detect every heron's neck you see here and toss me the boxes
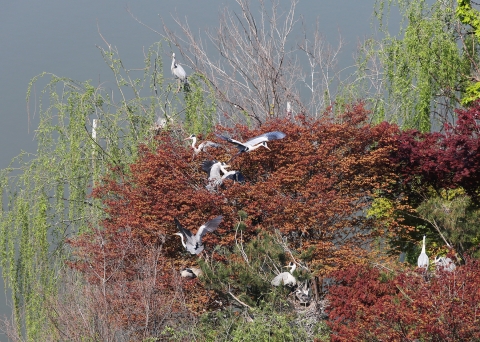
[191,136,197,149]
[289,264,296,274]
[248,143,265,152]
[176,234,186,248]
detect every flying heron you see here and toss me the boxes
[271,262,297,287]
[173,216,223,255]
[215,131,286,160]
[417,235,429,269]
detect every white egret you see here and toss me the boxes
[180,267,203,278]
[417,235,429,269]
[434,256,456,272]
[174,216,223,255]
[185,134,221,157]
[271,262,297,287]
[215,131,286,156]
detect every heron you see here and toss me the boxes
[185,134,221,157]
[174,216,223,255]
[417,235,429,269]
[295,281,312,304]
[218,162,245,184]
[171,53,188,90]
[434,256,456,272]
[180,267,203,278]
[214,131,286,159]
[271,262,297,287]
[202,160,244,191]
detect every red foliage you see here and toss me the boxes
[326,260,480,341]
[390,102,480,203]
[68,103,401,327]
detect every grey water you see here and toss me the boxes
[0,1,396,339]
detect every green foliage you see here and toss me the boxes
[184,73,217,135]
[0,41,217,340]
[416,191,480,256]
[371,0,474,131]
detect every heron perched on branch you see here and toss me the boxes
[171,53,188,90]
[271,262,297,287]
[174,216,223,255]
[417,235,429,269]
[215,131,286,160]
[185,134,221,158]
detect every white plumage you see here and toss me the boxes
[417,235,429,269]
[171,53,188,83]
[434,256,456,272]
[271,262,297,287]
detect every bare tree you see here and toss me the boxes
[162,0,347,125]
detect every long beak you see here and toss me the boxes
[184,137,191,141]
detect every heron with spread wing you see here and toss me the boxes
[174,216,223,255]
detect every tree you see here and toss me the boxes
[364,0,478,131]
[0,40,215,340]
[66,103,400,337]
[326,260,480,341]
[162,0,351,124]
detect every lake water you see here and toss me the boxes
[0,1,395,338]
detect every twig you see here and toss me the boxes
[228,285,252,309]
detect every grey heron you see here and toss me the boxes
[171,53,188,90]
[180,267,203,278]
[214,131,286,157]
[185,134,221,157]
[174,216,223,255]
[295,281,312,304]
[434,256,456,272]
[271,262,297,287]
[417,235,429,269]
[202,160,244,191]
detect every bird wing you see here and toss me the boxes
[174,218,193,238]
[245,131,286,146]
[201,160,216,174]
[197,215,223,238]
[214,133,246,151]
[173,64,187,80]
[224,171,245,183]
[198,141,221,151]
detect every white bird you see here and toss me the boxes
[286,101,292,117]
[434,256,456,272]
[215,131,286,158]
[174,216,223,255]
[180,267,203,278]
[417,235,429,269]
[171,53,188,85]
[185,134,221,157]
[271,262,297,287]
